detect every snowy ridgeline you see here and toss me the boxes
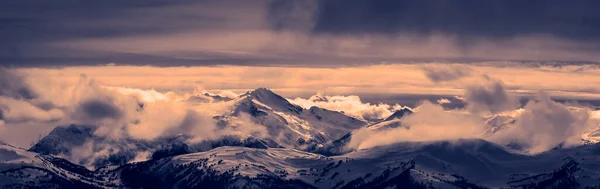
[2,139,600,188]
[27,88,370,169]
[3,88,600,188]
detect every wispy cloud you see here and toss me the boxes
[348,78,599,154]
[421,64,472,83]
[487,92,594,154]
[289,92,406,121]
[348,101,486,150]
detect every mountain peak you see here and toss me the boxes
[29,124,96,155]
[203,92,233,102]
[384,108,413,121]
[245,87,302,114]
[308,92,328,102]
[249,87,276,97]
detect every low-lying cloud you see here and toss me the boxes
[289,92,406,121]
[464,77,518,115]
[0,69,64,124]
[78,99,124,120]
[0,68,277,167]
[487,92,593,154]
[347,78,597,154]
[348,78,514,150]
[0,69,37,99]
[1,66,599,158]
[0,69,267,148]
[349,101,487,150]
[0,96,64,123]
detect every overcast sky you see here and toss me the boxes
[2,0,600,67]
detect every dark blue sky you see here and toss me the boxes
[2,0,600,67]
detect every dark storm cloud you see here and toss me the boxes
[268,0,600,41]
[0,0,261,67]
[78,100,124,120]
[464,78,517,114]
[421,65,472,83]
[3,0,600,67]
[0,0,204,42]
[0,69,36,99]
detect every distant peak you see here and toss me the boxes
[248,88,284,101]
[384,108,413,121]
[245,87,303,114]
[308,92,328,102]
[250,87,275,95]
[202,92,233,102]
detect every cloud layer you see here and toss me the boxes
[289,92,406,121]
[464,77,518,115]
[1,65,600,157]
[3,0,600,66]
[348,101,486,150]
[348,78,599,154]
[14,63,600,100]
[487,92,593,154]
[421,64,472,83]
[0,69,266,149]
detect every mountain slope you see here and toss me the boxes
[481,115,516,137]
[0,142,111,188]
[29,88,367,169]
[311,108,414,155]
[29,124,96,156]
[187,93,233,103]
[7,139,600,188]
[28,124,282,169]
[29,124,165,169]
[219,88,367,149]
[107,139,600,188]
[383,108,413,122]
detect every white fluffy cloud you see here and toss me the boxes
[289,92,406,121]
[0,120,5,138]
[1,66,599,155]
[0,70,266,148]
[0,96,64,123]
[464,77,518,116]
[347,79,598,154]
[487,92,594,154]
[348,101,487,150]
[437,98,451,104]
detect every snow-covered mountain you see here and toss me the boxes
[0,142,111,188]
[203,88,366,150]
[481,114,600,149]
[309,108,414,156]
[29,88,367,169]
[187,93,233,103]
[17,88,600,188]
[28,124,197,169]
[481,115,517,137]
[383,108,413,122]
[5,139,600,188]
[366,108,413,132]
[27,123,284,169]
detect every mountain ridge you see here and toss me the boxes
[29,88,368,168]
[5,139,600,188]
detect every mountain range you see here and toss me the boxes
[2,88,600,188]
